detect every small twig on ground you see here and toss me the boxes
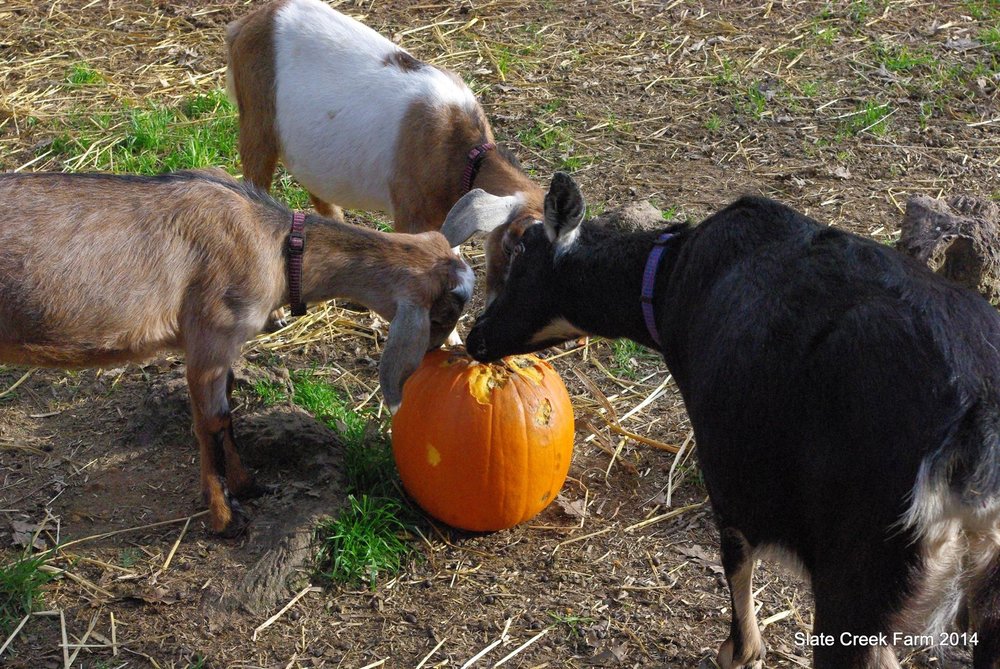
[552,527,613,554]
[0,368,35,399]
[55,511,208,552]
[624,500,706,532]
[460,618,511,669]
[0,614,32,658]
[493,627,550,667]
[252,586,322,641]
[161,514,191,572]
[415,637,447,669]
[59,610,69,669]
[66,613,99,667]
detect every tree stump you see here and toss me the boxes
[897,194,1000,304]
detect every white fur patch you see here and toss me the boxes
[452,260,475,303]
[893,459,1000,639]
[528,317,586,345]
[272,0,478,211]
[553,225,580,257]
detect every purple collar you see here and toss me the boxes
[287,211,307,317]
[461,141,496,193]
[640,232,675,347]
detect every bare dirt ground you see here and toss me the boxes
[1,1,998,667]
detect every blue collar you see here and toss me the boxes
[640,232,675,347]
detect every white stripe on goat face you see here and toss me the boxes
[528,317,586,346]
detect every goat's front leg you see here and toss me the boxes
[187,365,253,535]
[716,528,765,669]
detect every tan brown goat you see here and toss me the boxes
[0,168,472,535]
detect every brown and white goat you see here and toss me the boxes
[225,0,543,303]
[0,168,472,535]
[460,172,1000,669]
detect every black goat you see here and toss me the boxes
[452,172,1000,669]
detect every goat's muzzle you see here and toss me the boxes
[465,322,493,362]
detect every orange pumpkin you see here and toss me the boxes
[391,348,575,531]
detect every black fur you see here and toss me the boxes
[469,180,1000,668]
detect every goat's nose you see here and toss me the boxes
[466,327,489,361]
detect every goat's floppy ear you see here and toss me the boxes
[543,172,585,248]
[441,189,522,246]
[379,301,431,414]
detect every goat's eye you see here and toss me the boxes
[512,242,525,258]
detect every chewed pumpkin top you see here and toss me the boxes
[423,348,556,405]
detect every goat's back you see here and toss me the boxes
[659,196,1000,567]
[262,0,479,211]
[0,170,287,366]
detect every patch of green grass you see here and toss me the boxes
[291,371,366,446]
[518,120,573,153]
[813,24,839,44]
[50,89,238,175]
[966,0,1000,21]
[704,113,722,132]
[252,378,287,406]
[548,612,594,641]
[848,0,872,23]
[741,83,768,119]
[661,205,680,221]
[798,80,821,98]
[610,339,658,379]
[839,101,892,137]
[981,26,1000,52]
[313,494,411,589]
[871,42,934,72]
[711,57,739,87]
[66,63,103,86]
[517,106,590,171]
[118,547,142,568]
[289,372,411,586]
[289,371,394,495]
[0,555,53,635]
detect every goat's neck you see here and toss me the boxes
[558,228,674,350]
[296,219,404,319]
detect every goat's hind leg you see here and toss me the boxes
[308,192,344,223]
[811,563,903,669]
[222,369,271,501]
[716,528,765,669]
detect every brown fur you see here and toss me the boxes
[383,50,424,72]
[226,1,285,194]
[225,1,543,301]
[0,169,466,535]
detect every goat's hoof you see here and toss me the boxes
[716,638,765,669]
[216,499,250,538]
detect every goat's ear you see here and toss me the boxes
[543,172,585,248]
[379,301,431,414]
[441,189,522,246]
